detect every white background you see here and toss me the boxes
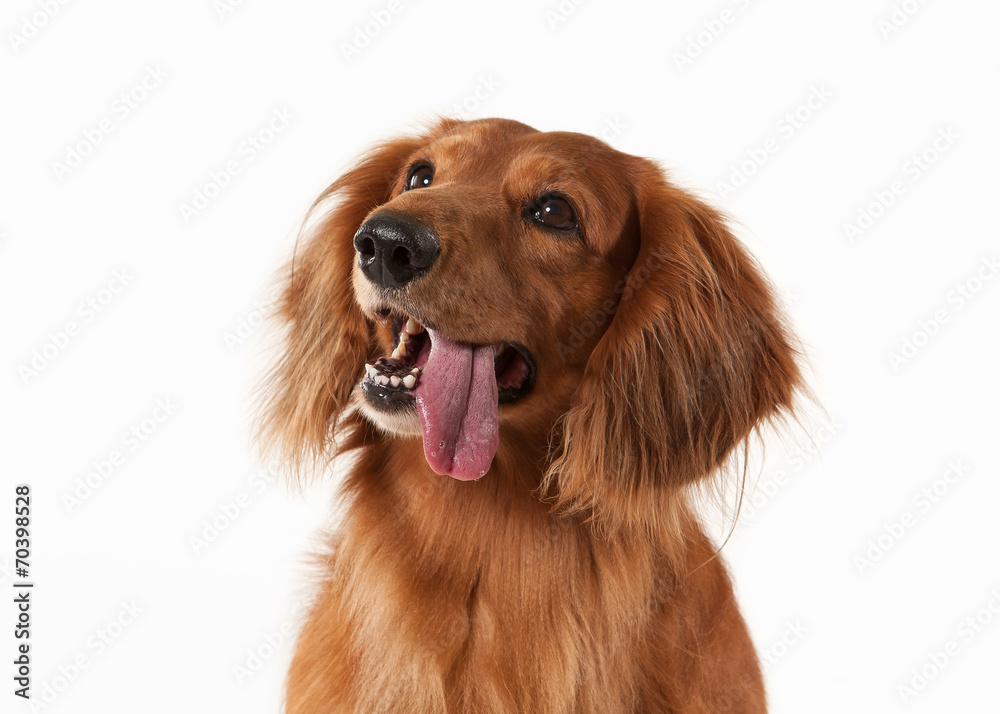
[2,1,998,712]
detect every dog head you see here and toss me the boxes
[260,118,800,529]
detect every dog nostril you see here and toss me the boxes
[354,214,439,289]
[391,246,411,267]
[356,236,376,260]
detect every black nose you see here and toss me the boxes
[353,213,440,289]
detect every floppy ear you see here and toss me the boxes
[257,135,423,473]
[544,162,802,534]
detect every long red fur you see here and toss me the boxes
[258,118,802,713]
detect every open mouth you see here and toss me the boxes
[359,313,536,481]
[361,314,536,408]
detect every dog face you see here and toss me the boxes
[261,118,800,528]
[350,120,642,479]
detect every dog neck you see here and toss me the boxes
[293,418,720,713]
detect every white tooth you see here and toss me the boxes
[390,375,401,387]
[365,363,376,377]
[376,375,389,386]
[400,331,410,343]
[397,341,408,357]
[403,374,416,389]
[405,317,424,334]
[391,347,400,359]
[410,367,421,374]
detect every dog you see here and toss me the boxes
[259,117,801,713]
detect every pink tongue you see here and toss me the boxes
[413,329,498,480]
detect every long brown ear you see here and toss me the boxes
[256,135,423,474]
[543,161,802,534]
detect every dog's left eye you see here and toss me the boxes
[530,195,577,231]
[405,164,434,191]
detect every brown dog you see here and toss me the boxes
[259,118,801,713]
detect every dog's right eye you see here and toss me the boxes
[405,164,434,191]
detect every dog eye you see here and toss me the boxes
[405,164,434,191]
[531,195,577,231]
